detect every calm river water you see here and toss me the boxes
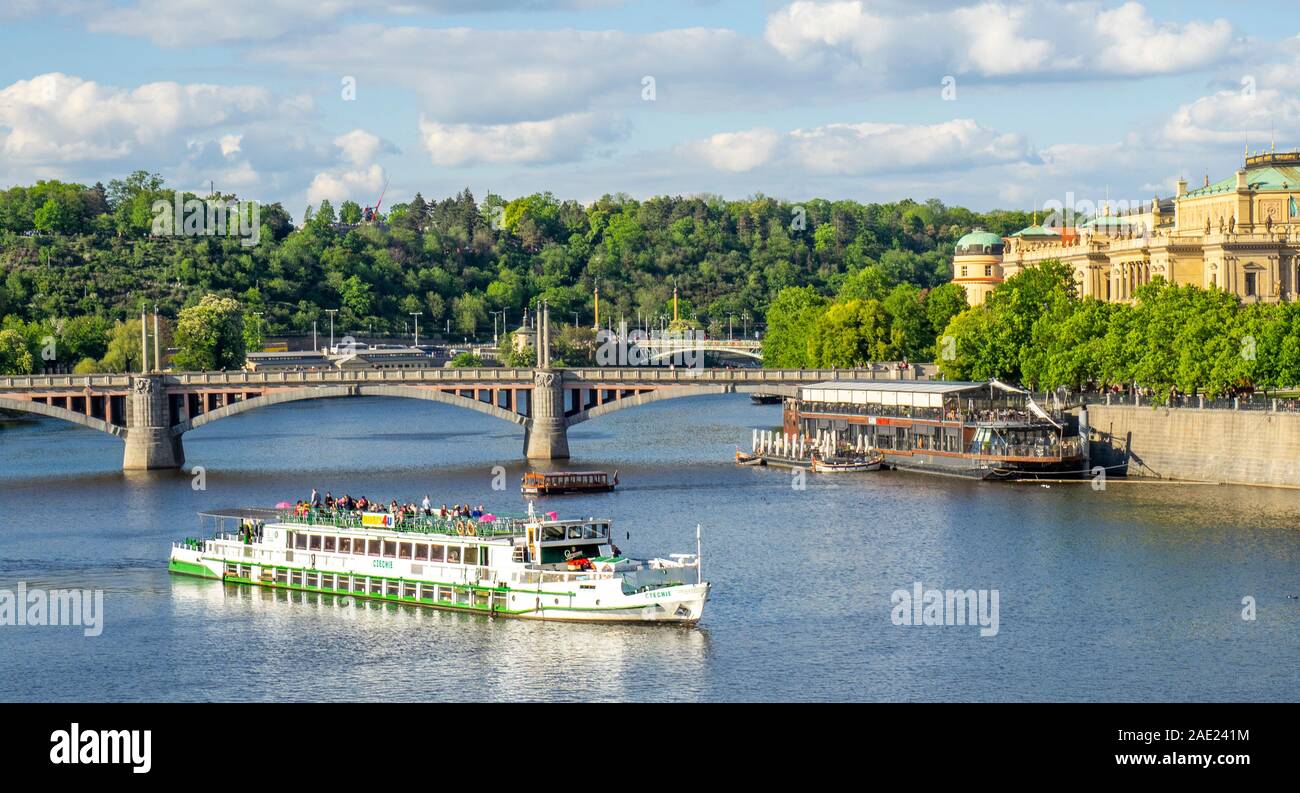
[1,395,1297,701]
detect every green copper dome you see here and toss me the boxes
[955,230,1004,255]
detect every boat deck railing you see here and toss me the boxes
[276,508,531,538]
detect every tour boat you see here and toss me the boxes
[734,448,764,466]
[168,504,708,623]
[521,470,617,495]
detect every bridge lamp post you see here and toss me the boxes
[742,312,750,339]
[728,313,736,341]
[324,309,337,353]
[254,312,264,352]
[490,310,505,345]
[410,312,422,347]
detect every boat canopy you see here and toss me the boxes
[799,380,991,408]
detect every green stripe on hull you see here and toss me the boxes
[168,558,217,578]
[170,564,680,620]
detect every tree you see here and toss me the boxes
[172,295,246,370]
[809,299,891,367]
[763,286,828,368]
[450,351,484,367]
[0,329,34,374]
[59,315,112,364]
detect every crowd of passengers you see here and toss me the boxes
[290,489,490,523]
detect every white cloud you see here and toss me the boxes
[419,112,627,166]
[256,25,807,125]
[682,119,1032,176]
[306,130,396,205]
[0,73,284,165]
[764,1,1235,81]
[87,0,624,47]
[686,129,783,172]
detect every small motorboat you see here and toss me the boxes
[521,470,617,495]
[810,452,884,473]
[735,449,765,466]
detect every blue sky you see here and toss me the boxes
[2,1,1298,216]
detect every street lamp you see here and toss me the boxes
[728,313,735,341]
[254,311,264,352]
[410,312,422,347]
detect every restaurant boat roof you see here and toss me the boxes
[799,380,1024,407]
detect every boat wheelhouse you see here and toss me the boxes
[168,506,707,623]
[784,380,1086,479]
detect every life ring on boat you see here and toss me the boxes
[466,524,477,537]
[454,521,465,536]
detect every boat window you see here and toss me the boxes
[352,538,366,556]
[447,546,462,564]
[398,542,412,560]
[600,524,609,536]
[367,538,381,557]
[294,533,307,550]
[543,526,565,541]
[324,535,336,552]
[369,579,383,595]
[430,544,445,562]
[383,540,397,558]
[285,531,295,548]
[352,577,366,594]
[309,535,322,551]
[464,546,478,566]
[338,537,351,553]
[415,543,429,561]
[568,526,583,539]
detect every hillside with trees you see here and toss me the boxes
[0,170,1032,374]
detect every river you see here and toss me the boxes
[1,395,1297,701]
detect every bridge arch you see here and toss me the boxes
[565,383,795,426]
[173,384,529,436]
[0,396,125,438]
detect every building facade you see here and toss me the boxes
[953,151,1300,305]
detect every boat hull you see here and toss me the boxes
[168,548,707,624]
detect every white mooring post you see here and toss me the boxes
[696,523,702,585]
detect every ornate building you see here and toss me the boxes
[953,150,1300,305]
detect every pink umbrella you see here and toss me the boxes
[275,501,291,509]
[546,511,558,520]
[480,514,496,522]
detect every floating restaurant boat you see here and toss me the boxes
[771,380,1088,480]
[521,470,617,495]
[168,504,708,623]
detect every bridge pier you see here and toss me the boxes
[123,376,184,470]
[524,370,569,460]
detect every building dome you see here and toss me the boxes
[955,230,1005,255]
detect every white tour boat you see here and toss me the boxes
[168,504,709,624]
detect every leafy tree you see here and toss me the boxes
[0,329,34,374]
[172,295,246,370]
[763,286,828,367]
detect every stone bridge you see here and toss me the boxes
[0,365,937,470]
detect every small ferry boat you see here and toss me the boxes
[521,470,617,495]
[168,504,707,623]
[781,380,1087,480]
[810,452,884,473]
[734,448,764,466]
